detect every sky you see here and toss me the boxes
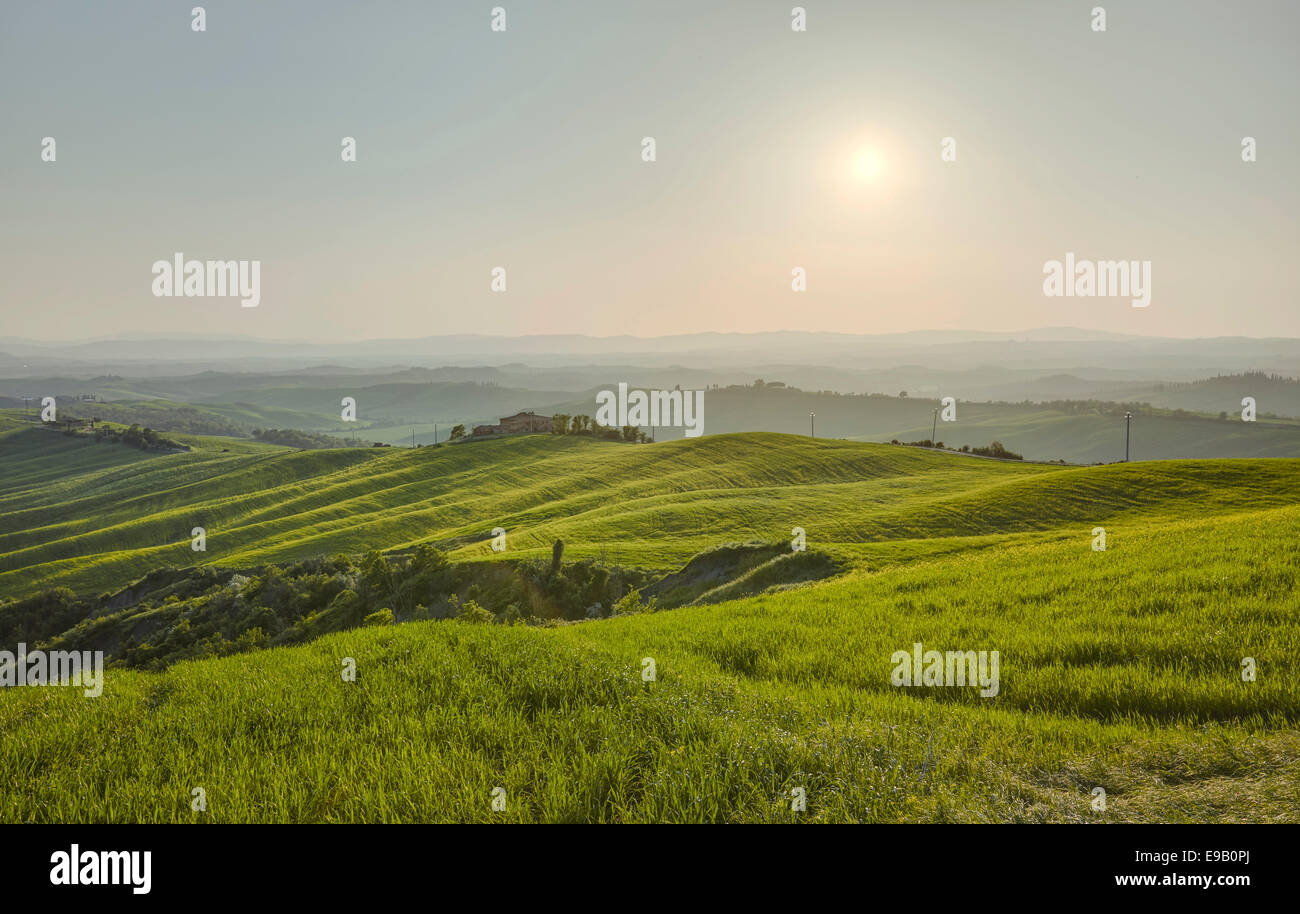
[1,0,1297,342]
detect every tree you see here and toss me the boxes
[360,550,391,590]
[552,414,570,435]
[621,425,638,441]
[449,424,466,440]
[411,543,448,573]
[551,538,565,576]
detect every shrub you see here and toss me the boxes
[970,440,1024,460]
[363,608,394,626]
[456,599,494,624]
[613,589,656,615]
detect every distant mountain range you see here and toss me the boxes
[4,329,1300,378]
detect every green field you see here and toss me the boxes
[559,386,1300,463]
[0,414,1296,822]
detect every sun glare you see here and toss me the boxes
[854,149,884,181]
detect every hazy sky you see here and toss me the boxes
[2,0,1296,342]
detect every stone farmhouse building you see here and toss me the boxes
[471,410,552,437]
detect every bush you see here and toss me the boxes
[613,589,656,615]
[363,608,394,626]
[502,603,524,625]
[456,599,494,624]
[970,440,1023,460]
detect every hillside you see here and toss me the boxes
[1113,373,1300,418]
[544,386,1300,462]
[12,365,1300,460]
[2,424,1297,823]
[5,398,349,438]
[1,495,1295,822]
[8,422,1300,602]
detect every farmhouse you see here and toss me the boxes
[472,410,552,437]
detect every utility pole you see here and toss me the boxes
[931,408,939,447]
[810,412,815,438]
[1124,411,1132,462]
[411,427,415,448]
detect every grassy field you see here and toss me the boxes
[6,412,1299,600]
[547,386,1300,462]
[0,416,1296,822]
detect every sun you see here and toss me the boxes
[854,149,884,181]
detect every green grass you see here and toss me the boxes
[5,422,1297,600]
[46,398,346,437]
[544,386,1300,462]
[0,424,1296,822]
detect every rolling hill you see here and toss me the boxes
[0,420,1296,822]
[545,386,1300,462]
[8,415,1300,601]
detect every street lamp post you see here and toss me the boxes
[1124,411,1132,462]
[810,412,815,439]
[931,408,939,447]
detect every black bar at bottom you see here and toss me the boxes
[0,823,1271,900]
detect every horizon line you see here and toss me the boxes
[7,327,1297,347]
